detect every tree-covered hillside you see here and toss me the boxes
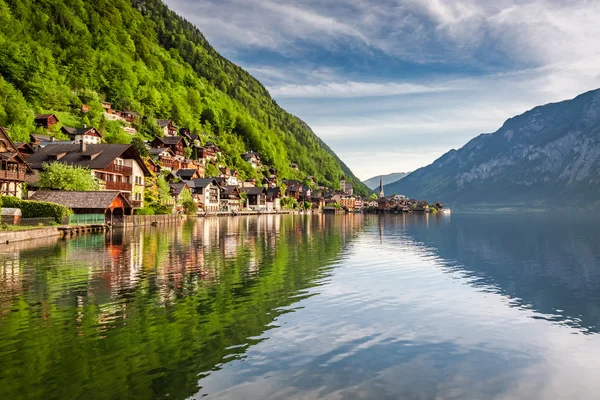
[0,0,368,195]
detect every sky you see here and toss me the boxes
[164,0,600,181]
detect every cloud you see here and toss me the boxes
[164,0,600,177]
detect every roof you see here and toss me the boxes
[154,136,185,145]
[221,185,240,196]
[0,127,33,173]
[61,126,77,135]
[169,182,189,196]
[240,186,267,195]
[27,143,151,175]
[266,187,281,201]
[74,127,102,137]
[149,147,174,156]
[191,178,218,188]
[29,191,131,210]
[30,134,51,142]
[156,119,170,128]
[175,168,197,180]
[34,114,57,120]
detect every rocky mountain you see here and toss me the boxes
[363,172,410,190]
[385,89,600,208]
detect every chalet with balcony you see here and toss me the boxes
[149,147,177,170]
[220,185,241,212]
[240,186,267,210]
[120,110,141,124]
[199,142,221,162]
[27,142,150,208]
[151,136,187,157]
[157,119,178,137]
[189,178,220,212]
[61,126,102,144]
[34,114,59,129]
[219,167,239,186]
[0,127,33,198]
[241,151,261,168]
[283,180,302,200]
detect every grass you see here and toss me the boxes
[0,225,57,232]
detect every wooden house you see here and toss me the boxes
[157,119,178,137]
[189,178,220,212]
[220,185,241,212]
[0,127,33,198]
[61,126,102,144]
[240,186,267,210]
[151,136,187,157]
[29,191,132,223]
[34,114,59,129]
[27,142,150,208]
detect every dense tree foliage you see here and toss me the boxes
[38,162,101,191]
[0,0,368,195]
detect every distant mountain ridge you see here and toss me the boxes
[385,89,600,208]
[363,172,410,190]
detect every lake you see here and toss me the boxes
[1,213,600,399]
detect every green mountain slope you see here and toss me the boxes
[385,89,600,208]
[0,0,368,195]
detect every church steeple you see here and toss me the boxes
[379,176,385,198]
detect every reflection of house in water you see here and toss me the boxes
[0,254,21,316]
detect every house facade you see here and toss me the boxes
[157,119,178,137]
[27,142,150,208]
[61,126,102,144]
[240,187,267,210]
[190,178,220,212]
[34,114,59,129]
[0,127,33,199]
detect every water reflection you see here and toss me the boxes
[2,213,600,399]
[0,215,363,400]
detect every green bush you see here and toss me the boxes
[2,196,72,223]
[135,207,155,215]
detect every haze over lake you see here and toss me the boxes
[1,214,600,399]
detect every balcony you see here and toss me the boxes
[105,181,132,192]
[131,200,143,208]
[0,169,26,181]
[104,164,133,175]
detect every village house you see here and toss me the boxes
[150,136,187,158]
[29,134,51,147]
[149,147,177,170]
[120,110,141,124]
[283,180,302,200]
[157,119,178,137]
[61,126,102,144]
[189,178,220,212]
[240,186,267,211]
[329,193,357,211]
[219,167,239,186]
[241,151,261,168]
[266,187,282,211]
[34,114,59,129]
[169,182,191,213]
[199,142,221,163]
[29,191,132,224]
[13,142,35,159]
[0,127,33,198]
[220,185,241,212]
[27,142,150,208]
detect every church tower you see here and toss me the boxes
[379,176,385,198]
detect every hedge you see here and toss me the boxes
[2,196,72,223]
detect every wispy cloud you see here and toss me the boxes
[164,0,600,177]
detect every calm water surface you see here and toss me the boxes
[1,213,600,399]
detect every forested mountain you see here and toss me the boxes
[0,0,368,195]
[385,89,600,208]
[363,172,410,190]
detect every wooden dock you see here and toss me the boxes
[57,224,108,238]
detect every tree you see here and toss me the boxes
[179,187,197,215]
[369,193,378,201]
[183,147,192,160]
[156,175,172,205]
[38,162,101,191]
[131,136,149,158]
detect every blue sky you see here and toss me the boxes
[164,0,600,180]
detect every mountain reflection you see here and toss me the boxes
[0,215,362,400]
[385,213,600,334]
